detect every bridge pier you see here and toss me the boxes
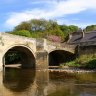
[36,51,48,69]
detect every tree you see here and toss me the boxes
[68,25,79,32]
[14,22,31,31]
[30,19,47,32]
[12,19,64,40]
[10,19,79,41]
[47,21,64,38]
[84,25,96,32]
[11,30,31,37]
[59,25,70,37]
[59,25,79,38]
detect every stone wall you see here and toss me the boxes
[0,33,50,70]
[78,45,96,55]
[0,33,76,70]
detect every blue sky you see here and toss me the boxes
[1,0,96,32]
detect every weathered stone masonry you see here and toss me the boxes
[0,33,74,70]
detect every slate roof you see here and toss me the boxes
[67,30,96,44]
[68,32,82,44]
[80,31,96,43]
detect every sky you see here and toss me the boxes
[1,0,96,32]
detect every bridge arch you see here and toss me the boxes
[2,44,36,68]
[49,49,76,66]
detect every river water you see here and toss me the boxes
[0,68,96,96]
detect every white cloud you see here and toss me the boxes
[5,0,96,28]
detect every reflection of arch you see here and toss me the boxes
[2,44,36,68]
[3,68,35,92]
[49,50,76,66]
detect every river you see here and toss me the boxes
[0,68,96,96]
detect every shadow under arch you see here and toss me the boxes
[3,68,36,92]
[2,45,36,68]
[49,50,76,66]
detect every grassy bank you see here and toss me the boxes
[60,54,96,69]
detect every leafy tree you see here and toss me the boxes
[10,19,80,41]
[46,21,64,38]
[68,25,79,32]
[12,19,64,41]
[11,30,31,37]
[84,25,96,32]
[30,19,47,32]
[59,25,70,37]
[59,25,79,39]
[14,22,31,31]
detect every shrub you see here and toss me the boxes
[60,54,96,69]
[85,59,96,69]
[11,30,31,37]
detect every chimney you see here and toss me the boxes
[69,33,72,39]
[78,28,84,38]
[81,29,85,38]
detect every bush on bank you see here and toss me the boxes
[60,54,96,69]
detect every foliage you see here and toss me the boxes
[61,54,96,69]
[11,19,65,41]
[75,54,96,64]
[7,19,96,42]
[68,25,79,32]
[11,30,31,37]
[10,19,80,42]
[84,25,96,32]
[31,32,44,38]
[30,19,48,32]
[14,22,31,31]
[13,19,61,33]
[85,59,96,69]
[64,61,80,67]
[59,25,79,39]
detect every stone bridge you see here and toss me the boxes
[0,33,76,70]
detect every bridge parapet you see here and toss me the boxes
[0,33,76,54]
[0,33,37,52]
[1,33,36,43]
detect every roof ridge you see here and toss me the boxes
[85,31,96,34]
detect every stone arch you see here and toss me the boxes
[2,44,36,68]
[49,49,76,66]
[48,47,75,54]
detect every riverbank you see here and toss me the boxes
[48,68,96,73]
[60,54,96,70]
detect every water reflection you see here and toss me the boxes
[48,72,96,96]
[2,68,49,96]
[2,68,96,96]
[3,68,35,92]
